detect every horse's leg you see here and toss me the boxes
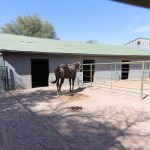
[72,73,77,92]
[69,78,71,92]
[72,78,75,92]
[56,78,59,92]
[59,78,64,92]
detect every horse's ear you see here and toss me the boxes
[79,62,81,66]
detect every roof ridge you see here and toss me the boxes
[124,37,150,45]
[0,33,123,47]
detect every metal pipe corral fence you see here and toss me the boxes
[77,61,150,99]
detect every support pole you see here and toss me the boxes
[111,64,113,93]
[90,64,92,90]
[141,62,145,99]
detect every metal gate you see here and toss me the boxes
[77,61,150,99]
[0,66,8,92]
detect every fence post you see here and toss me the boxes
[111,64,113,93]
[141,62,145,99]
[149,63,150,78]
[114,64,117,80]
[90,64,92,90]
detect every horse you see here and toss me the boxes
[51,62,80,93]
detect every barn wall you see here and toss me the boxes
[4,54,31,90]
[3,53,82,90]
[3,53,150,90]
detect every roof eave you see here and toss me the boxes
[1,49,150,57]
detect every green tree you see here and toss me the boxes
[1,14,57,39]
[86,40,98,44]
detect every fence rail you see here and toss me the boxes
[77,61,150,99]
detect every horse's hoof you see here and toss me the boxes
[56,92,61,95]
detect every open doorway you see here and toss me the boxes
[121,60,130,80]
[31,59,49,88]
[83,60,95,83]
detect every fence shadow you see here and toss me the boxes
[0,89,150,150]
[44,105,150,150]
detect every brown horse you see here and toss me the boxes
[51,62,80,92]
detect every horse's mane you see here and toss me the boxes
[58,62,80,70]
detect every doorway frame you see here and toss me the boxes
[83,59,95,83]
[31,59,49,88]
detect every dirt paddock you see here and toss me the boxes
[1,85,150,150]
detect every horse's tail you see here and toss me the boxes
[51,78,57,84]
[51,69,59,84]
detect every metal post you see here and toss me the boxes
[144,63,147,84]
[115,63,116,70]
[149,63,150,78]
[90,64,92,90]
[141,62,145,99]
[111,64,113,93]
[115,64,117,80]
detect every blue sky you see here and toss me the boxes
[0,0,150,45]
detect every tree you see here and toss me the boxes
[86,40,98,44]
[1,14,57,39]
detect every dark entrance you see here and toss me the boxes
[83,60,95,83]
[121,60,130,80]
[31,59,49,88]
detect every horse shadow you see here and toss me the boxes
[58,87,87,96]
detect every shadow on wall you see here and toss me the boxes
[5,56,31,75]
[1,89,150,150]
[8,69,28,90]
[9,69,15,90]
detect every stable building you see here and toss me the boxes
[1,33,150,91]
[125,37,150,49]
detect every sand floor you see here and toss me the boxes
[1,85,150,150]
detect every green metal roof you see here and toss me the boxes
[1,33,150,56]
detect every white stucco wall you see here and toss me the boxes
[4,54,82,90]
[3,53,150,90]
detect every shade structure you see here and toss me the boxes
[112,0,150,8]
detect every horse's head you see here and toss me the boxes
[74,62,80,70]
[77,62,83,72]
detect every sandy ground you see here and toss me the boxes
[1,84,150,150]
